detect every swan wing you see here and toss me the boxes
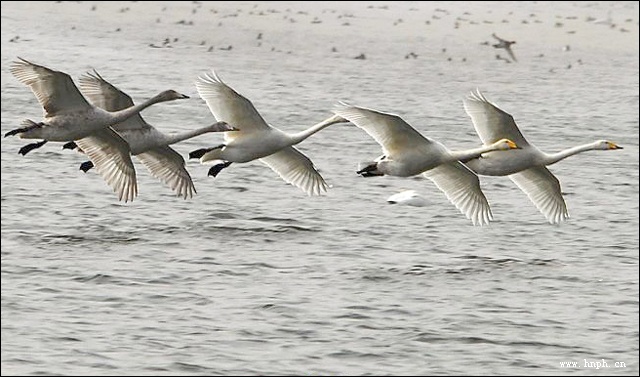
[195,70,270,142]
[463,89,529,147]
[10,57,91,117]
[75,129,137,202]
[509,167,569,224]
[136,146,196,200]
[78,70,150,132]
[333,103,432,157]
[259,146,328,196]
[423,162,493,226]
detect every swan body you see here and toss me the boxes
[72,71,234,199]
[190,70,349,196]
[6,58,189,202]
[333,103,519,226]
[462,89,622,223]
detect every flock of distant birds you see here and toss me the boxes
[8,3,633,68]
[5,57,622,225]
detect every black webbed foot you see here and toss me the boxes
[5,121,44,137]
[62,141,78,150]
[80,161,94,173]
[208,161,232,177]
[189,144,224,159]
[18,140,48,155]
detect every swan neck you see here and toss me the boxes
[110,94,167,124]
[163,127,213,145]
[449,144,497,161]
[289,114,344,144]
[544,143,597,165]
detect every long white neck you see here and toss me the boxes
[109,92,174,124]
[163,124,222,145]
[543,142,601,166]
[449,142,505,161]
[289,114,347,145]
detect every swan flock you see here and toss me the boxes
[5,58,622,225]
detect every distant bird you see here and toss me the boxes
[5,58,189,202]
[333,103,520,226]
[491,33,517,62]
[64,71,234,199]
[189,70,349,196]
[387,190,428,207]
[462,89,623,223]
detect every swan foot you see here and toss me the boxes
[4,120,45,137]
[189,144,224,159]
[62,141,78,150]
[356,163,383,177]
[18,140,48,155]
[208,161,232,177]
[79,161,94,173]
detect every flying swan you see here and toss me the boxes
[62,71,234,199]
[333,103,519,226]
[462,89,623,224]
[5,57,189,202]
[189,70,349,196]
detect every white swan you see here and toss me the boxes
[5,57,189,202]
[63,70,234,199]
[462,89,623,224]
[333,103,520,226]
[189,70,349,196]
[387,190,428,207]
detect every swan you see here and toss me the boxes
[62,70,234,199]
[387,190,428,207]
[462,89,623,224]
[5,57,189,202]
[332,103,520,226]
[188,70,349,196]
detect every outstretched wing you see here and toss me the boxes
[75,128,137,202]
[423,162,493,226]
[333,103,432,157]
[463,89,529,146]
[136,146,196,200]
[509,167,569,224]
[78,70,150,132]
[259,146,328,196]
[10,57,91,117]
[195,70,270,142]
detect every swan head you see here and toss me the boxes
[154,89,190,103]
[208,121,238,132]
[494,138,520,150]
[595,140,623,150]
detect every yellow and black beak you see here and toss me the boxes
[608,142,623,150]
[507,140,520,149]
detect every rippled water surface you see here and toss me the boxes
[1,1,638,375]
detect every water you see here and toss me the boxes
[1,1,638,375]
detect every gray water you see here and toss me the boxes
[1,1,638,375]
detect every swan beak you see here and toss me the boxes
[212,121,238,132]
[608,142,623,150]
[179,93,190,99]
[506,140,520,149]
